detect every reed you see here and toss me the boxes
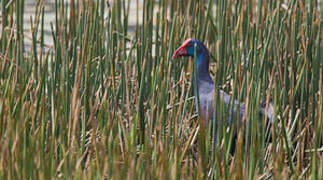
[0,0,321,179]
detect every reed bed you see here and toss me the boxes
[0,0,322,179]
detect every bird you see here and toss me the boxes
[172,38,274,141]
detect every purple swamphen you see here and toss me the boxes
[172,39,274,139]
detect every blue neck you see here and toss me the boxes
[193,53,213,92]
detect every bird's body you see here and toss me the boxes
[172,39,273,132]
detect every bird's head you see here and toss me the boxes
[172,38,208,59]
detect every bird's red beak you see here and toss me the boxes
[172,45,187,59]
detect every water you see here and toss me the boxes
[21,0,143,51]
[2,0,321,51]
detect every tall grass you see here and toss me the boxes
[0,0,322,179]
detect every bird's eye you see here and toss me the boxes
[186,43,193,48]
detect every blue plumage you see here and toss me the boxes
[172,39,273,131]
